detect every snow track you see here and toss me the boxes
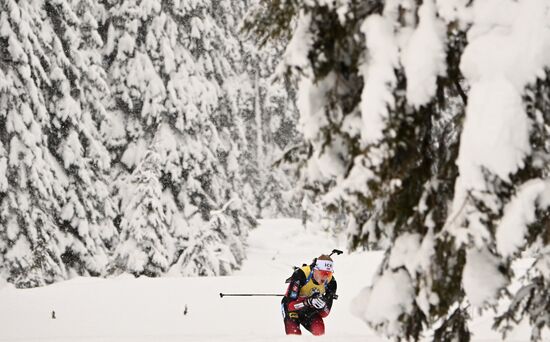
[0,219,527,341]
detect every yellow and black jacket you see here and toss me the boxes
[281,265,337,319]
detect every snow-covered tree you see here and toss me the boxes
[102,0,255,276]
[247,0,550,340]
[252,68,302,219]
[114,150,176,276]
[49,0,117,278]
[239,6,302,218]
[0,0,115,287]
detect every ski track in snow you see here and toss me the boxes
[0,219,530,341]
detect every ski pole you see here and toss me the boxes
[219,292,338,300]
[219,293,284,298]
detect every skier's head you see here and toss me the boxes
[313,255,333,284]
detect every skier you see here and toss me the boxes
[281,254,337,336]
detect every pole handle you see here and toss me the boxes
[329,249,343,257]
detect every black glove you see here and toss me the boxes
[305,296,326,310]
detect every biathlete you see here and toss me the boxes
[280,254,337,336]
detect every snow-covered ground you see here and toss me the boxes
[0,219,531,341]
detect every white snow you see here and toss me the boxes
[457,78,530,185]
[4,236,32,262]
[388,232,421,275]
[359,269,415,337]
[446,0,550,258]
[0,219,384,342]
[121,139,148,169]
[462,247,508,308]
[496,180,550,257]
[435,0,471,23]
[297,75,333,143]
[0,219,535,341]
[452,0,550,201]
[359,14,398,145]
[279,11,312,73]
[401,0,446,108]
[0,157,7,192]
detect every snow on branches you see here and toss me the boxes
[246,0,550,339]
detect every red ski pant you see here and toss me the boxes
[284,313,325,336]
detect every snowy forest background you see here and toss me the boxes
[3,0,550,341]
[0,0,311,287]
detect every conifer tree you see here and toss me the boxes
[102,0,254,276]
[240,6,302,218]
[114,150,175,276]
[246,0,550,340]
[0,0,115,287]
[48,0,116,278]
